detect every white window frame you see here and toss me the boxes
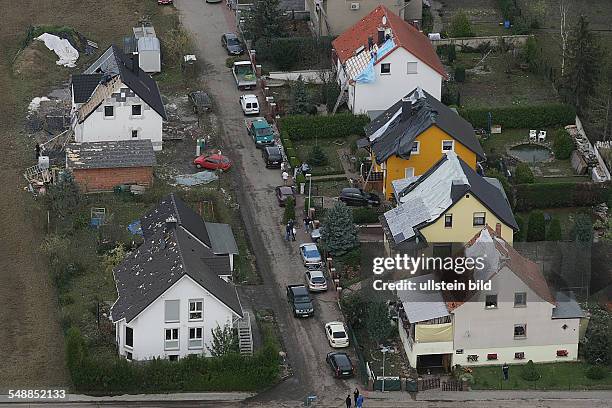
[404,167,415,178]
[103,105,114,118]
[164,328,180,350]
[485,294,498,309]
[164,299,180,323]
[380,63,391,75]
[444,213,453,228]
[188,327,204,349]
[189,299,204,321]
[442,140,455,152]
[473,212,486,227]
[514,292,527,307]
[514,324,527,339]
[411,141,420,154]
[124,326,133,349]
[407,62,418,74]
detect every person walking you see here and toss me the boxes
[35,143,41,159]
[502,362,509,381]
[303,214,311,233]
[356,394,364,408]
[285,223,291,241]
[353,388,359,406]
[345,394,352,408]
[282,170,289,185]
[292,225,296,241]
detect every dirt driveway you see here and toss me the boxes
[174,0,357,404]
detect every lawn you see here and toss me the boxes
[294,135,362,176]
[516,207,591,241]
[309,178,347,198]
[470,362,612,390]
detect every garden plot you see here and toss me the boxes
[438,0,504,36]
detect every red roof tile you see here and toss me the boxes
[332,5,446,78]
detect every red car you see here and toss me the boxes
[193,154,232,171]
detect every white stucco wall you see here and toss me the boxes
[348,47,443,114]
[73,81,163,151]
[451,267,581,365]
[115,274,238,361]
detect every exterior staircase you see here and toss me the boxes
[236,312,253,356]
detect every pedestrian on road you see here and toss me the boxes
[303,215,311,233]
[353,388,359,406]
[356,394,364,408]
[280,161,286,172]
[292,226,296,241]
[345,394,352,408]
[285,223,291,241]
[35,143,41,159]
[502,362,509,381]
[282,170,289,185]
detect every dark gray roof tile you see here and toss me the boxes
[66,139,156,169]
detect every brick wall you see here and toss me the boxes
[73,167,153,192]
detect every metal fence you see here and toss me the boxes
[347,325,369,386]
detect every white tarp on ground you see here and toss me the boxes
[35,33,79,67]
[174,171,218,186]
[28,96,50,112]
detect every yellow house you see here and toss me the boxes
[364,88,485,199]
[381,151,518,250]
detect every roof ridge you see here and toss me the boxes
[169,193,182,225]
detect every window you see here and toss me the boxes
[125,326,133,348]
[557,349,568,357]
[104,105,114,117]
[444,214,453,228]
[514,292,527,307]
[131,130,138,138]
[515,352,525,360]
[485,294,498,309]
[456,349,464,354]
[442,140,454,152]
[487,353,498,361]
[514,324,527,339]
[405,167,414,178]
[473,212,486,226]
[165,328,179,350]
[126,351,133,360]
[132,104,142,116]
[165,300,180,323]
[168,354,179,361]
[189,299,203,321]
[380,63,391,74]
[407,62,418,74]
[410,141,420,154]
[188,327,203,349]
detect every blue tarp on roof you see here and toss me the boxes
[354,38,396,84]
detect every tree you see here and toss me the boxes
[588,64,612,141]
[546,217,562,241]
[340,292,367,329]
[308,144,328,166]
[559,0,570,76]
[571,213,593,244]
[244,0,286,42]
[65,326,86,372]
[207,324,238,357]
[515,214,525,242]
[366,300,392,344]
[454,65,466,82]
[514,163,535,184]
[321,202,359,256]
[552,128,575,159]
[561,15,604,114]
[527,211,546,242]
[44,171,83,218]
[449,11,473,38]
[283,196,295,224]
[289,76,313,115]
[447,45,457,64]
[520,360,540,381]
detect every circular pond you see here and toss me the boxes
[508,143,552,163]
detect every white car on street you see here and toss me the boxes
[305,270,327,292]
[239,94,260,115]
[325,321,349,348]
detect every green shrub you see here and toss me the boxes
[515,214,525,241]
[585,365,608,380]
[225,56,247,68]
[65,326,85,372]
[279,113,370,141]
[295,173,306,185]
[520,360,540,381]
[514,182,611,211]
[449,11,473,38]
[515,163,535,184]
[552,128,575,160]
[571,213,593,244]
[308,144,329,166]
[283,197,296,224]
[447,45,457,63]
[458,104,576,129]
[454,65,466,82]
[498,0,520,22]
[527,211,546,242]
[288,156,300,168]
[254,36,333,71]
[339,247,361,268]
[352,207,380,224]
[546,217,562,241]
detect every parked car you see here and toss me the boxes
[232,60,256,90]
[286,284,314,318]
[239,94,259,115]
[275,186,295,206]
[193,153,232,171]
[299,243,322,269]
[325,322,349,348]
[262,146,283,168]
[338,188,381,207]
[221,32,244,55]
[245,117,275,147]
[326,352,354,378]
[188,91,211,114]
[310,227,321,243]
[305,270,327,292]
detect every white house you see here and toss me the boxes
[70,45,166,151]
[332,5,446,116]
[397,227,585,372]
[110,194,244,361]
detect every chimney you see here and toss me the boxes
[165,215,177,229]
[367,36,374,51]
[377,27,385,45]
[401,97,412,122]
[132,53,140,73]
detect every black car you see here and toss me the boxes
[326,352,354,378]
[275,186,295,206]
[221,32,244,55]
[338,188,381,207]
[262,146,283,168]
[286,284,314,318]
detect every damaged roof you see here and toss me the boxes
[110,225,243,323]
[382,151,517,246]
[366,88,485,163]
[66,139,156,170]
[71,74,103,103]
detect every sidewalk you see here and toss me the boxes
[0,391,255,404]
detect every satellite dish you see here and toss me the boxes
[382,16,387,25]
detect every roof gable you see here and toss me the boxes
[332,5,446,78]
[71,74,103,103]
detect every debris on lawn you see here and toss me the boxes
[174,171,218,186]
[35,33,79,67]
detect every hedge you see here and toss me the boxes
[66,327,280,393]
[514,182,611,211]
[279,113,370,141]
[458,104,575,129]
[254,36,334,71]
[352,207,380,224]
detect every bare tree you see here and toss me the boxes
[560,0,569,76]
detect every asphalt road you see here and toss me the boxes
[173,0,357,406]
